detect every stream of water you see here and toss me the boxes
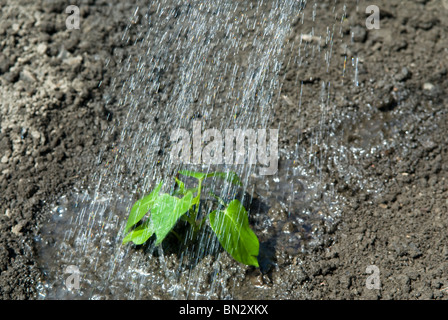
[35,0,381,299]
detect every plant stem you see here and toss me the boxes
[186,178,204,241]
[170,230,182,242]
[194,178,203,205]
[189,178,203,224]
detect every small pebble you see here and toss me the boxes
[423,83,435,91]
[37,43,48,55]
[31,130,41,140]
[282,222,296,233]
[12,223,23,236]
[395,67,411,82]
[21,69,37,82]
[12,23,20,32]
[63,56,83,67]
[351,25,367,43]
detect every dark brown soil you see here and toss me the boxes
[0,0,447,300]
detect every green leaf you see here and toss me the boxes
[205,171,243,186]
[124,181,163,234]
[178,170,206,180]
[209,199,259,267]
[122,220,154,245]
[151,191,195,245]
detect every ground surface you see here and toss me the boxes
[0,0,447,299]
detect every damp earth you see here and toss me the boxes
[1,0,448,300]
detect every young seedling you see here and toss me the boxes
[122,170,259,267]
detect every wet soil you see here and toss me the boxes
[1,0,447,300]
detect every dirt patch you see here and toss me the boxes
[1,0,447,300]
[0,0,139,299]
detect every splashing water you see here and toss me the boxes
[35,0,383,299]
